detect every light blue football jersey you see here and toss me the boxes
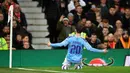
[51,36,104,63]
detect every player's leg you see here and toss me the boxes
[74,64,82,70]
[62,58,71,70]
[74,61,83,70]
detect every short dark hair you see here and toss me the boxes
[75,25,83,33]
[110,5,115,9]
[91,33,97,36]
[22,34,29,39]
[102,19,109,23]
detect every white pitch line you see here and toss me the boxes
[14,68,83,73]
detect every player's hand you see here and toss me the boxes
[47,42,51,47]
[103,49,108,53]
[102,44,107,49]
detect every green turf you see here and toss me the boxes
[0,66,130,73]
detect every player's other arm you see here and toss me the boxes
[48,38,69,47]
[83,40,107,53]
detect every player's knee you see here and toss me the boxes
[62,65,69,70]
[75,65,82,70]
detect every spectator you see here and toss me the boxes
[1,0,17,23]
[77,17,86,27]
[59,1,68,16]
[0,10,5,26]
[67,13,76,26]
[120,7,125,15]
[22,35,30,43]
[2,0,16,12]
[13,33,22,50]
[68,0,86,12]
[21,42,34,50]
[87,33,101,48]
[3,33,15,50]
[103,40,110,49]
[103,6,121,27]
[115,20,123,30]
[108,0,120,7]
[57,17,75,42]
[45,0,60,43]
[122,8,130,31]
[98,0,109,19]
[86,4,97,25]
[97,27,110,43]
[116,30,130,49]
[2,25,10,34]
[21,34,34,49]
[114,4,120,13]
[37,0,49,13]
[3,33,10,43]
[1,0,130,50]
[70,5,86,24]
[0,33,8,50]
[115,5,125,18]
[97,19,114,34]
[114,28,123,42]
[96,16,103,27]
[82,20,97,37]
[107,33,116,49]
[12,20,21,42]
[97,19,114,41]
[12,20,32,44]
[81,0,91,13]
[14,4,28,29]
[93,6,101,18]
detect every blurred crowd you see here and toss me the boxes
[0,0,130,50]
[0,0,34,50]
[35,0,130,49]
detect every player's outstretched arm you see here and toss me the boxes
[83,40,108,53]
[47,38,69,47]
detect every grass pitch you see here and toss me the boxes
[0,66,130,73]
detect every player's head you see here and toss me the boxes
[75,25,83,33]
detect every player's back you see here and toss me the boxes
[66,36,85,63]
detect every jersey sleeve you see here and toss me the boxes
[50,37,70,47]
[83,39,104,52]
